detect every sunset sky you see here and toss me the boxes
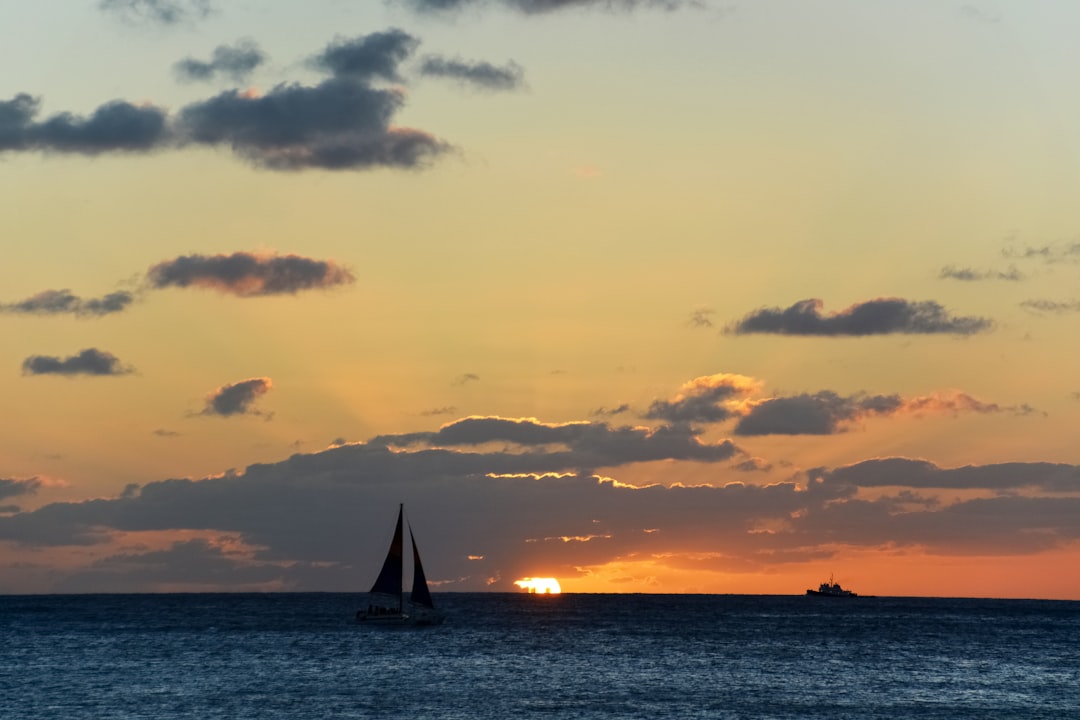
[3,0,1080,598]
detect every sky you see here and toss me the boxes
[2,0,1080,598]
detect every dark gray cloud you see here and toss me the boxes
[21,348,134,377]
[1020,299,1080,314]
[725,298,993,336]
[0,438,797,592]
[790,493,1080,556]
[174,40,266,83]
[199,377,272,417]
[734,390,1030,436]
[3,437,1079,591]
[0,289,134,317]
[734,391,903,436]
[99,0,211,25]
[0,94,169,154]
[0,81,449,170]
[419,56,525,91]
[396,0,696,14]
[644,374,757,424]
[0,477,40,501]
[146,252,354,296]
[811,458,1080,494]
[312,30,419,82]
[377,416,740,468]
[176,78,450,171]
[939,265,1023,282]
[3,29,451,172]
[55,538,290,593]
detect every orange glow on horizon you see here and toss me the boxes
[514,577,562,594]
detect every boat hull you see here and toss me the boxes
[806,589,858,597]
[355,606,444,626]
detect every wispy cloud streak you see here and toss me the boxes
[397,0,698,15]
[939,265,1023,282]
[419,56,525,91]
[100,0,211,25]
[0,289,134,317]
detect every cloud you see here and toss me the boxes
[199,377,273,418]
[900,391,1037,417]
[725,298,993,337]
[311,30,419,82]
[176,78,450,171]
[420,406,457,416]
[0,477,40,501]
[146,252,354,296]
[638,372,1032,435]
[100,0,211,25]
[591,404,630,417]
[959,4,1002,24]
[686,307,715,328]
[939,265,1023,282]
[375,415,741,469]
[0,434,776,591]
[811,458,1080,494]
[3,30,452,172]
[644,373,760,424]
[396,0,697,15]
[54,537,298,593]
[21,348,135,377]
[734,391,901,436]
[3,436,1079,591]
[1020,299,1080,314]
[452,373,480,386]
[1003,240,1080,264]
[418,56,525,91]
[174,40,266,83]
[0,94,169,154]
[734,390,1032,436]
[731,458,772,473]
[0,289,135,317]
[0,81,451,170]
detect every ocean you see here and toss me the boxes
[1,593,1077,719]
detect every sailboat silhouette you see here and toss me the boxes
[356,504,443,625]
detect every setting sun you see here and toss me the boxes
[514,578,562,594]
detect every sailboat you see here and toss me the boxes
[356,504,444,626]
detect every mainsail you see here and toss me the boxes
[368,505,404,613]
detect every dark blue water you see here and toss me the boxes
[1,593,1077,719]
